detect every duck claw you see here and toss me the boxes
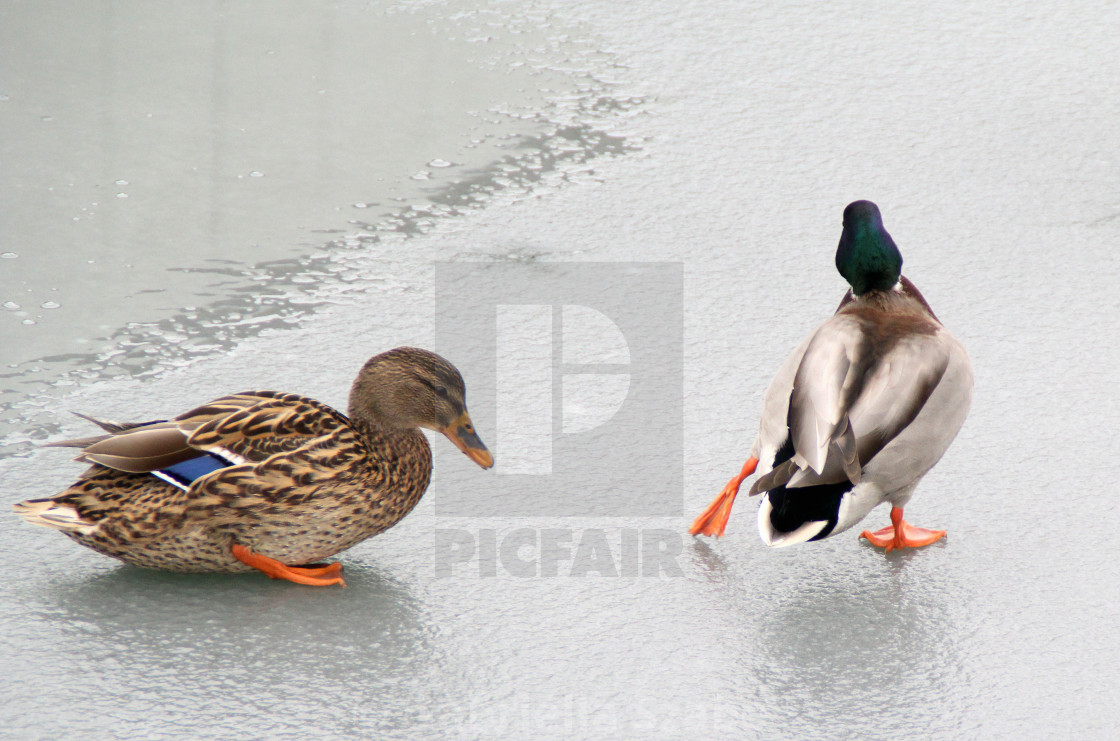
[690,456,759,537]
[859,507,946,552]
[231,543,346,587]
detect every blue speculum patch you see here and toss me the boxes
[152,453,233,490]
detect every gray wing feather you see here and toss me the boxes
[778,314,954,491]
[787,316,866,478]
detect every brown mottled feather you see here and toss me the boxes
[185,393,350,463]
[13,348,475,573]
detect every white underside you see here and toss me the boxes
[756,495,828,547]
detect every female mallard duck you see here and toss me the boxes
[14,347,492,585]
[691,201,972,551]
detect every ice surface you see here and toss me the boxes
[2,1,1119,739]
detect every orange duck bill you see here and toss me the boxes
[441,411,493,469]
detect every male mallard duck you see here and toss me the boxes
[14,347,492,585]
[691,201,972,551]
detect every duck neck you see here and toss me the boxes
[835,276,940,324]
[348,403,426,448]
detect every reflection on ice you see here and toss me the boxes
[25,563,442,738]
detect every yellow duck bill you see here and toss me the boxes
[441,412,493,469]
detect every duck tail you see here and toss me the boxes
[70,412,131,433]
[43,412,159,450]
[12,498,99,535]
[756,494,828,547]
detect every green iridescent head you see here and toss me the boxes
[835,200,903,296]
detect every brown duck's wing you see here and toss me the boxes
[182,392,355,464]
[45,395,279,472]
[44,411,161,449]
[186,429,366,515]
[181,402,369,522]
[53,391,352,475]
[65,421,198,473]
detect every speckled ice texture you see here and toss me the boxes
[2,0,1119,739]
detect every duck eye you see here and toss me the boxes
[434,386,449,399]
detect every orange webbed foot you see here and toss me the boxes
[859,507,946,553]
[690,457,758,537]
[231,543,347,587]
[291,561,344,577]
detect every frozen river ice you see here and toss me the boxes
[2,0,1120,738]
